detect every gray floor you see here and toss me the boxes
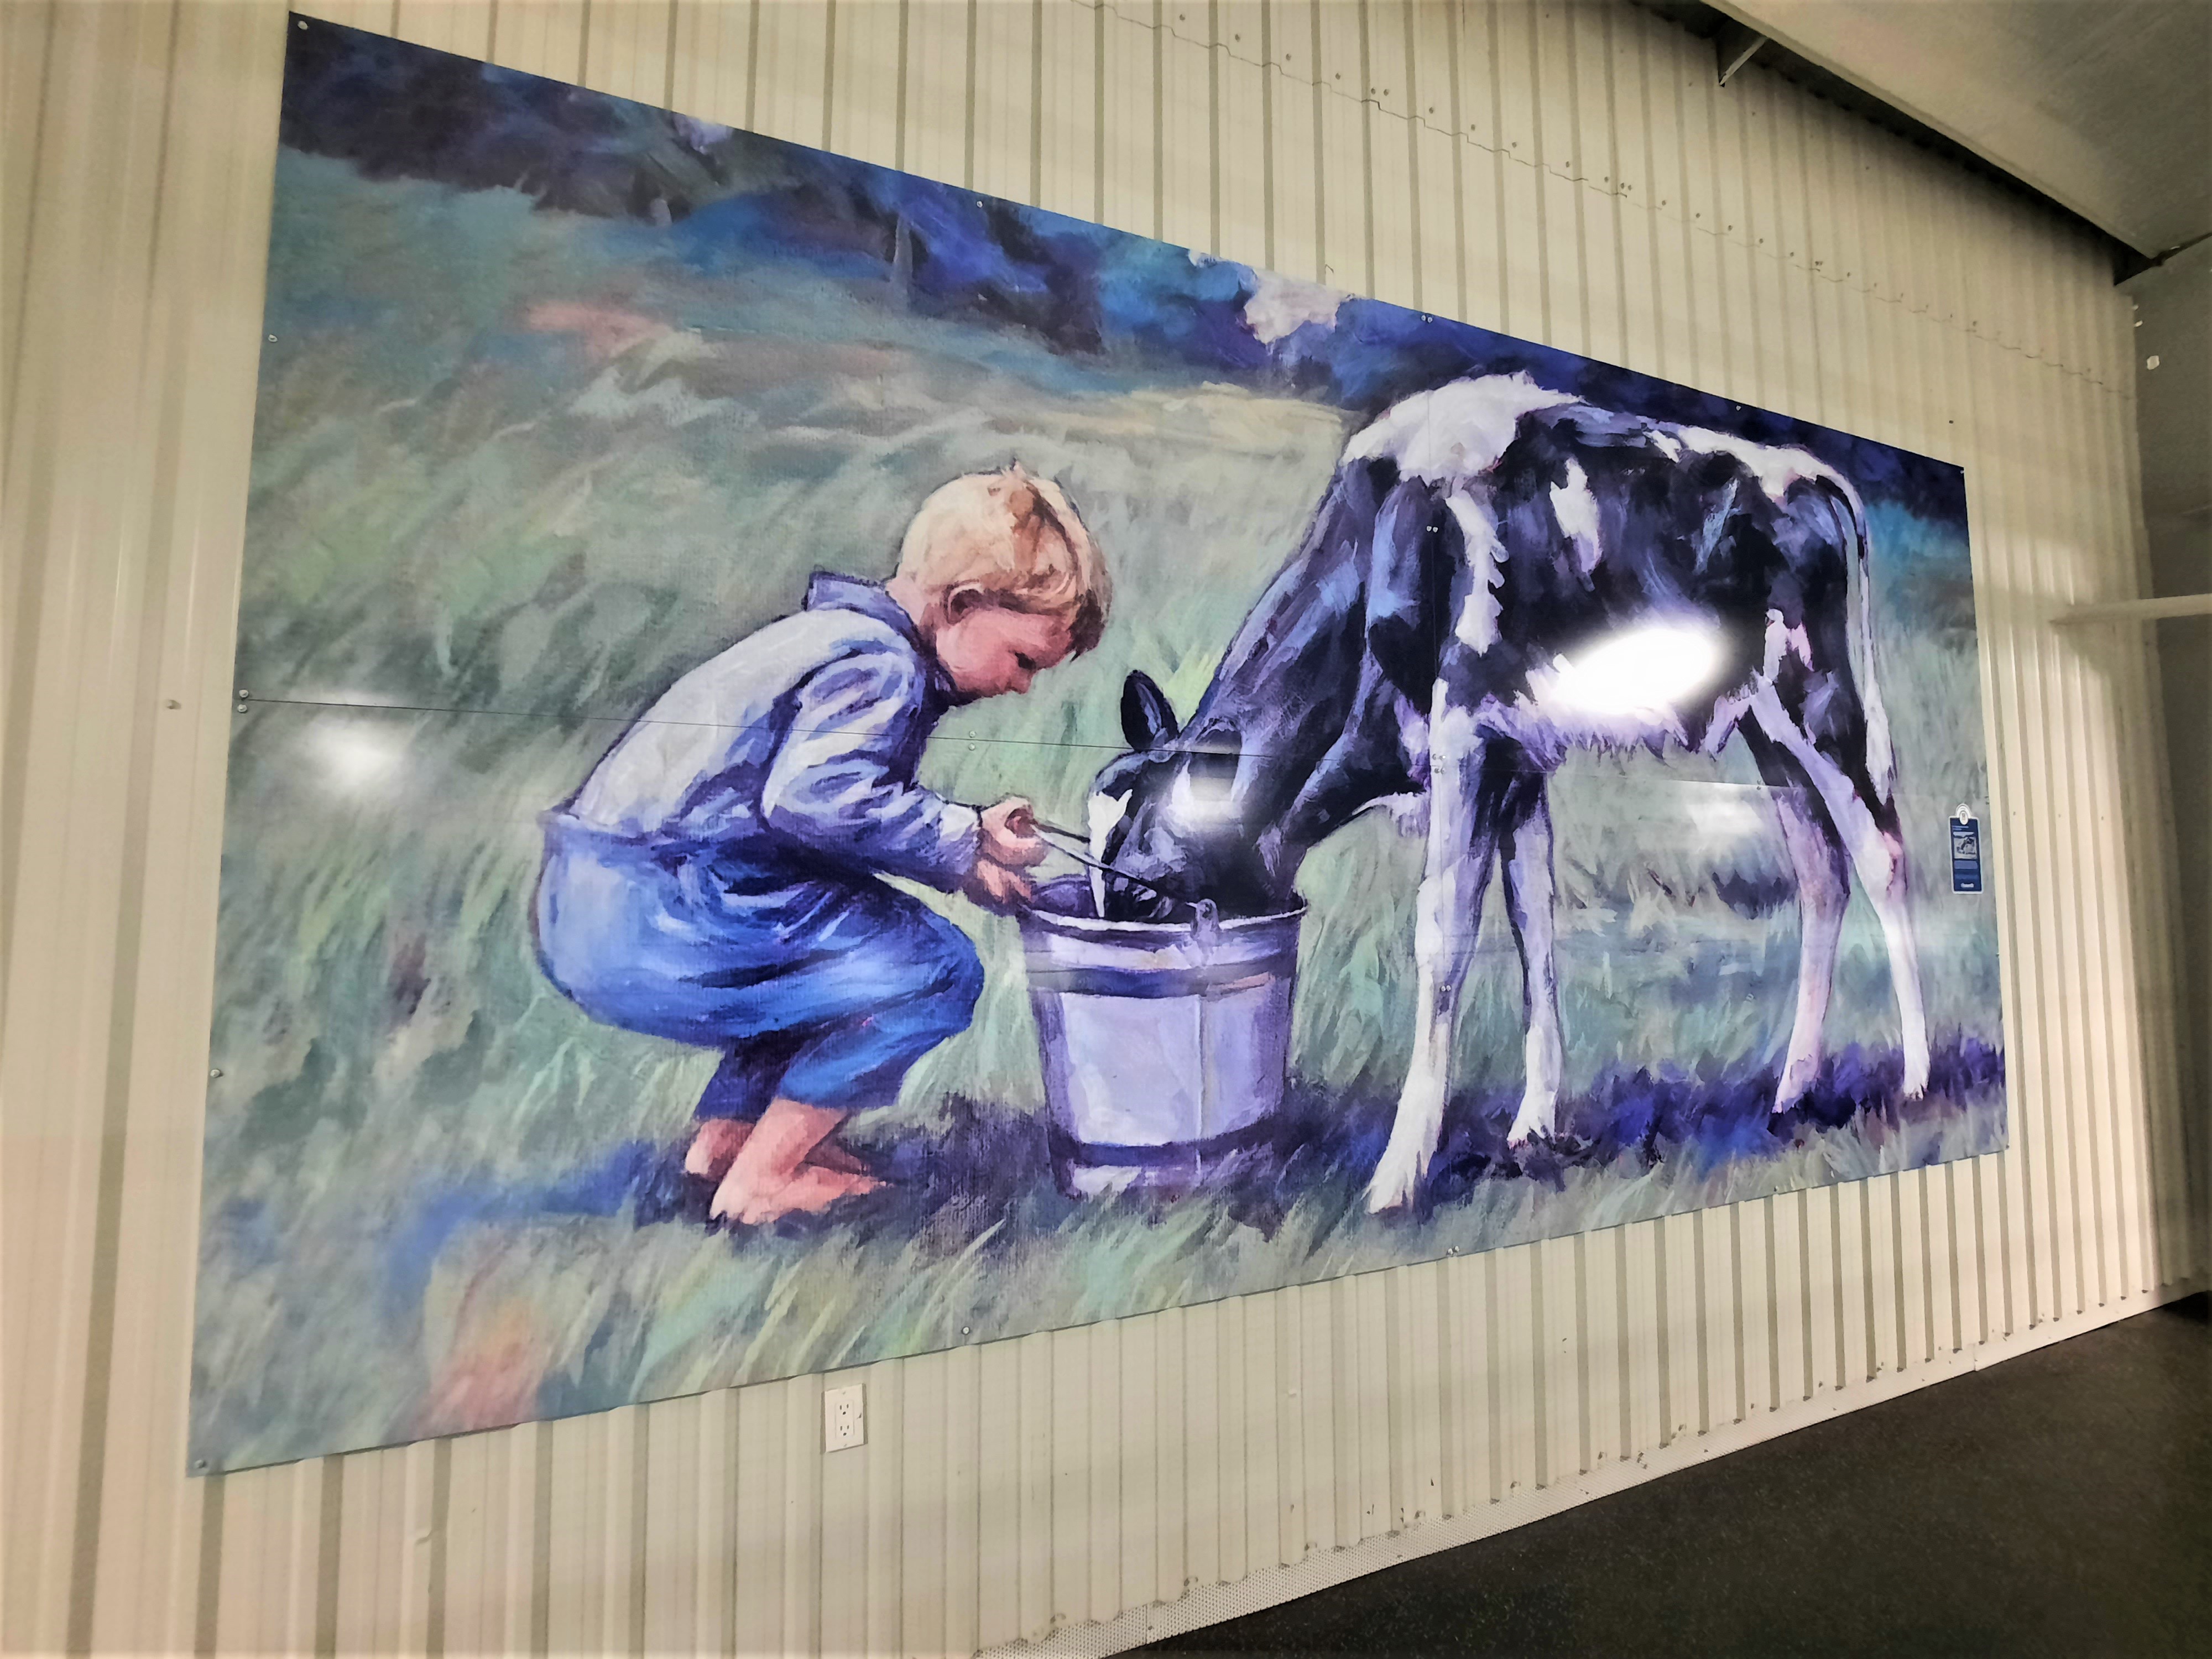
[1147,1293,2210,1657]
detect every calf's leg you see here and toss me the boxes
[1741,731,1852,1108]
[1367,708,1494,1213]
[1501,780,1563,1144]
[1750,691,1930,1096]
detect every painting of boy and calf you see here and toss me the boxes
[195,17,2004,1471]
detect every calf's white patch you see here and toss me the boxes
[1548,456,1603,575]
[1087,790,1129,917]
[1346,373,1578,486]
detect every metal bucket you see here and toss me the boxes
[1017,877,1304,1197]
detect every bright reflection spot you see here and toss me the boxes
[1543,621,1724,718]
[1166,760,1240,832]
[312,719,406,794]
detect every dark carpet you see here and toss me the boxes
[1147,1293,2210,1657]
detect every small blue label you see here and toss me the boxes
[1950,816,1983,893]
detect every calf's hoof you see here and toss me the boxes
[1773,1057,1819,1113]
[1504,1079,1559,1148]
[1504,1109,1553,1149]
[1364,1147,1426,1214]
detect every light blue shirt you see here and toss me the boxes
[565,573,980,890]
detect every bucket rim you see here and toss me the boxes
[1015,893,1306,943]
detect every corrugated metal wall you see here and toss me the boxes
[2,1,2195,1653]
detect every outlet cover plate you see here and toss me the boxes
[823,1383,865,1452]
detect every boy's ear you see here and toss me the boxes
[943,584,985,620]
[1121,671,1181,752]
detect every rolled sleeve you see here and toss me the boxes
[759,644,980,890]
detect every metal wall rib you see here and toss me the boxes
[0,2,2194,1654]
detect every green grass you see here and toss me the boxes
[192,156,2002,1471]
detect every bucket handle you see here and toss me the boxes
[1011,812,1213,925]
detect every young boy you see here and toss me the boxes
[536,467,1109,1226]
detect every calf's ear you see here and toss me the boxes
[1121,671,1181,751]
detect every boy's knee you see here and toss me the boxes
[913,912,984,1028]
[938,922,988,1015]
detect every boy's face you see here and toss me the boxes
[935,604,1074,701]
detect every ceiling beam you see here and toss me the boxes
[2050,594,2212,626]
[1715,19,1767,86]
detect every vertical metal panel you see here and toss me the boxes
[0,2,2195,1654]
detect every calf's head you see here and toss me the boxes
[1089,672,1281,921]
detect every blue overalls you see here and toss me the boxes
[535,574,985,1120]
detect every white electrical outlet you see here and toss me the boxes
[823,1383,865,1452]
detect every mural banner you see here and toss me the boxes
[195,16,2004,1472]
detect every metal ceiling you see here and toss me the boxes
[1706,0,2212,259]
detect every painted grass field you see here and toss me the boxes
[192,155,2002,1471]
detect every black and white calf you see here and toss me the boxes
[1092,374,1929,1212]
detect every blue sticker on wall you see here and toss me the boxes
[1951,809,1983,893]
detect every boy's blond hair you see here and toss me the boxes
[896,466,1110,654]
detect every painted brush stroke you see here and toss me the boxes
[191,17,2003,1472]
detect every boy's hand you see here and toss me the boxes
[962,857,1035,911]
[979,798,1048,868]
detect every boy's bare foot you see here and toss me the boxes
[684,1118,752,1179]
[804,1137,874,1177]
[711,1164,881,1227]
[685,1118,873,1181]
[706,1097,885,1226]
